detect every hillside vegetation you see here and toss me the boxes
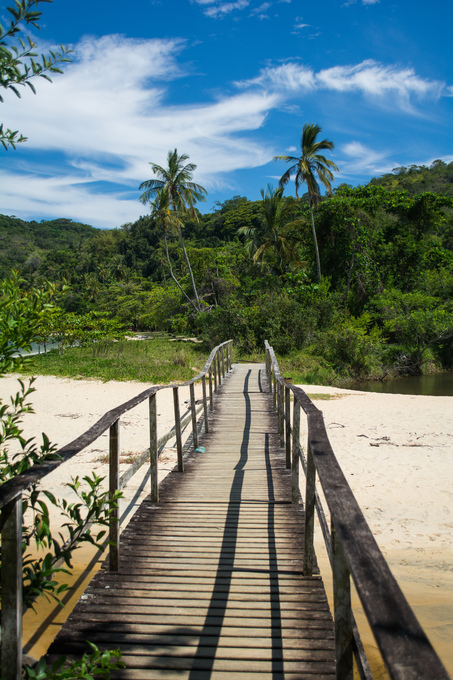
[2,160,453,385]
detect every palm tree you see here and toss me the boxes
[274,123,339,282]
[238,185,305,276]
[139,149,207,311]
[151,189,199,314]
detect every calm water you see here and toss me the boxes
[349,371,453,396]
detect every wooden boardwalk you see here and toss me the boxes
[48,363,335,679]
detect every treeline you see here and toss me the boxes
[2,160,453,384]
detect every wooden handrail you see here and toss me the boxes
[0,339,232,509]
[0,339,233,680]
[264,340,450,680]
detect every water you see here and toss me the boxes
[349,371,453,396]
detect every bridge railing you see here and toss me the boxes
[264,340,450,680]
[0,339,233,680]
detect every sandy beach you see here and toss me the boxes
[1,371,452,675]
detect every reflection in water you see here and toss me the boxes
[349,371,453,396]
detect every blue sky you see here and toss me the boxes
[1,0,452,229]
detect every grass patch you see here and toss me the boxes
[23,337,209,383]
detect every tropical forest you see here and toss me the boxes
[2,142,453,386]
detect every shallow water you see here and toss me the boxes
[349,371,453,396]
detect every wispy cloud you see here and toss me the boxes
[250,2,271,18]
[236,59,446,109]
[236,62,316,91]
[192,0,250,17]
[2,34,277,227]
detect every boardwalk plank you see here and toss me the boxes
[47,364,335,678]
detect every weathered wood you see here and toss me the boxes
[202,376,209,434]
[109,419,120,571]
[48,364,335,678]
[149,393,158,502]
[291,400,300,504]
[189,382,198,450]
[331,521,353,680]
[209,369,213,410]
[1,495,23,680]
[173,386,184,472]
[284,381,291,469]
[303,438,316,577]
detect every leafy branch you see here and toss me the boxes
[0,0,73,149]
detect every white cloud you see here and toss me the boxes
[317,60,444,104]
[236,62,316,91]
[202,0,250,17]
[250,2,271,18]
[1,34,279,227]
[236,59,446,109]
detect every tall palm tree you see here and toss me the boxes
[274,123,339,282]
[151,189,199,313]
[139,149,207,311]
[238,185,305,276]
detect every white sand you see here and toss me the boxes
[1,372,452,673]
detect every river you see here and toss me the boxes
[349,371,453,396]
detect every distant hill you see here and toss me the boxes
[369,159,453,195]
[0,215,100,277]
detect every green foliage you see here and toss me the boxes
[368,289,453,372]
[0,275,123,677]
[0,271,55,373]
[23,642,124,679]
[0,0,72,149]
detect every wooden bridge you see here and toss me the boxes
[1,340,450,680]
[47,363,336,678]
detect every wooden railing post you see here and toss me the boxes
[272,371,277,411]
[202,375,209,433]
[149,393,158,502]
[332,520,354,680]
[228,341,232,371]
[221,345,225,378]
[109,419,120,571]
[209,369,214,410]
[303,438,316,576]
[173,386,184,472]
[277,381,284,448]
[217,351,222,387]
[190,382,198,450]
[292,400,300,504]
[1,495,23,680]
[213,356,218,394]
[284,380,292,469]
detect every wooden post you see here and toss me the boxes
[332,520,354,680]
[173,386,183,472]
[221,345,225,378]
[190,382,198,450]
[272,372,277,411]
[292,400,300,504]
[209,369,213,410]
[284,380,292,469]
[217,351,222,387]
[149,393,158,502]
[303,438,316,576]
[1,495,23,680]
[109,419,120,571]
[278,381,284,448]
[213,357,218,395]
[202,375,209,433]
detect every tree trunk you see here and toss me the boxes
[163,232,198,314]
[309,204,322,282]
[178,227,201,312]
